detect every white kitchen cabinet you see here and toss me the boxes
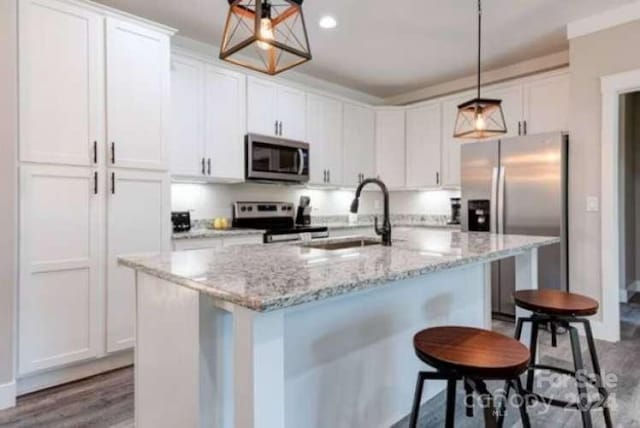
[343,103,376,187]
[19,164,101,374]
[406,102,442,188]
[106,170,170,352]
[375,109,406,189]
[247,77,279,137]
[106,17,170,171]
[482,83,523,139]
[523,72,570,135]
[203,65,246,181]
[169,55,205,176]
[277,86,307,140]
[307,94,343,185]
[247,77,306,140]
[19,0,103,166]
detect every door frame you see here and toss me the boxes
[599,69,640,342]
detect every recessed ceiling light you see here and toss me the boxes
[319,15,337,29]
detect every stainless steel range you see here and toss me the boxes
[232,201,329,244]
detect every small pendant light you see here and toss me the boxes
[220,0,312,75]
[454,0,507,139]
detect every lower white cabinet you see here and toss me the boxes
[19,165,101,374]
[106,169,170,352]
[375,109,406,189]
[172,235,262,251]
[343,103,376,187]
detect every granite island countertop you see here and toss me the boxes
[121,228,559,312]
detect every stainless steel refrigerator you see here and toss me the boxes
[461,131,568,317]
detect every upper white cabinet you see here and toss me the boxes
[169,55,205,176]
[406,102,442,188]
[19,0,103,166]
[169,54,246,181]
[106,18,171,171]
[441,92,473,188]
[375,109,406,189]
[523,72,570,135]
[343,103,376,187]
[482,84,524,139]
[307,94,343,185]
[19,164,101,374]
[106,170,170,352]
[203,65,246,181]
[247,77,306,141]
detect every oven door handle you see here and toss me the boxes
[298,149,305,175]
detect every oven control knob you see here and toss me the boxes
[248,206,253,212]
[240,206,246,212]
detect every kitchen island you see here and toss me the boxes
[120,228,559,428]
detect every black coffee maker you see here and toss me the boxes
[448,197,461,225]
[295,196,311,226]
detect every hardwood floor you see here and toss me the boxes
[0,367,133,428]
[1,302,639,428]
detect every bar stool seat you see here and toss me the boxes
[514,289,599,316]
[414,326,530,379]
[410,326,532,428]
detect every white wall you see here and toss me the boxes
[0,0,17,396]
[568,18,640,319]
[171,183,459,220]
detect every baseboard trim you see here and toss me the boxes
[588,319,619,343]
[17,351,133,395]
[0,380,16,410]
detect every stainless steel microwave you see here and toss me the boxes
[246,133,309,183]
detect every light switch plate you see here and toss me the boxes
[586,196,600,212]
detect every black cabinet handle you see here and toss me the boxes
[111,142,115,164]
[278,121,283,136]
[436,172,440,185]
[201,157,205,175]
[518,122,522,136]
[275,120,279,136]
[93,141,97,164]
[207,158,211,175]
[327,169,330,183]
[523,120,527,135]
[111,172,115,194]
[94,171,98,194]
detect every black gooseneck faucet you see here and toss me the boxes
[350,178,392,246]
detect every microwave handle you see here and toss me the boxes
[297,149,304,175]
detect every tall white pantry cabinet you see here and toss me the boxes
[18,0,173,376]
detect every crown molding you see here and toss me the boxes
[567,1,640,39]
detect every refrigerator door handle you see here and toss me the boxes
[490,167,499,233]
[497,166,506,234]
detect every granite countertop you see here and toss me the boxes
[121,228,559,313]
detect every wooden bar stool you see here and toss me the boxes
[409,326,532,428]
[510,289,613,428]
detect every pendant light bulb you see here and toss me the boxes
[475,112,486,131]
[257,17,274,50]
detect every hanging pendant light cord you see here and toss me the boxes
[477,0,482,100]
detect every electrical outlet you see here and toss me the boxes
[586,196,599,212]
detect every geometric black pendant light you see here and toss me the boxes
[220,0,312,75]
[454,0,507,139]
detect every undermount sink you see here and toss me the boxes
[302,237,381,251]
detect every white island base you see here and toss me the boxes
[134,249,538,428]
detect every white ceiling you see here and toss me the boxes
[95,0,636,97]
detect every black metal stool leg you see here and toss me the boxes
[472,379,498,428]
[464,378,474,417]
[445,378,457,428]
[513,378,532,428]
[514,317,524,341]
[526,320,540,392]
[569,326,594,428]
[581,320,614,428]
[409,372,426,428]
[496,379,511,428]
